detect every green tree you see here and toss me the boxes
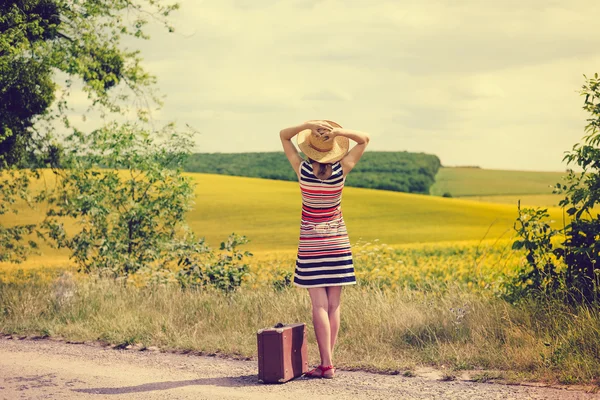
[554,73,600,304]
[181,151,442,194]
[0,58,55,167]
[0,0,179,165]
[0,0,179,262]
[40,122,197,277]
[37,121,251,292]
[511,73,600,305]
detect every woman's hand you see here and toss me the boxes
[329,127,341,137]
[304,120,333,136]
[318,127,341,144]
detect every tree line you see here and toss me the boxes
[183,151,442,194]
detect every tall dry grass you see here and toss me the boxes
[1,271,599,385]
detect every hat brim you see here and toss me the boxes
[296,120,349,164]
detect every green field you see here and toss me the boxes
[430,167,568,197]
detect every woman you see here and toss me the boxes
[279,119,370,379]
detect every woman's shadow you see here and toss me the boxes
[73,374,261,395]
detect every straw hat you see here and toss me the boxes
[297,120,349,164]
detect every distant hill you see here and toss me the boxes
[430,167,567,197]
[183,151,442,194]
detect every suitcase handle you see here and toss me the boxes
[273,322,285,328]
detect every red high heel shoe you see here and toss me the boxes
[304,364,335,379]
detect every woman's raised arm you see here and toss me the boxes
[333,128,370,176]
[280,121,333,176]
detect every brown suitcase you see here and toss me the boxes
[257,322,308,383]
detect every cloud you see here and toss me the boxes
[53,0,600,171]
[232,0,280,10]
[301,89,351,102]
[391,104,465,132]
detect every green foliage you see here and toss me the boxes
[271,270,293,291]
[183,151,442,194]
[506,202,563,301]
[0,1,57,167]
[32,122,250,293]
[0,0,179,262]
[39,122,197,277]
[0,0,179,166]
[510,73,600,305]
[177,234,252,293]
[0,1,61,49]
[0,58,55,167]
[0,168,39,262]
[553,73,600,304]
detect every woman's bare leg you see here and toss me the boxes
[326,286,342,357]
[307,287,333,367]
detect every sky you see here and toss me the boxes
[69,0,600,172]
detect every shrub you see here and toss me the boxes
[177,234,252,293]
[510,73,600,305]
[507,202,564,302]
[39,121,198,277]
[0,168,38,262]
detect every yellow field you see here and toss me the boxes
[0,172,567,274]
[3,171,568,253]
[191,173,565,250]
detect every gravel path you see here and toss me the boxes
[0,336,598,400]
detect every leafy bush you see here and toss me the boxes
[39,121,197,277]
[510,73,600,305]
[177,234,252,293]
[271,270,293,291]
[0,168,38,262]
[34,122,252,293]
[507,203,564,302]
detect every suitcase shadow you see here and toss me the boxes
[72,374,262,395]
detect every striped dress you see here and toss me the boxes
[293,159,357,288]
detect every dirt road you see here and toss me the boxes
[0,336,597,400]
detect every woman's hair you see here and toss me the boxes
[307,157,328,176]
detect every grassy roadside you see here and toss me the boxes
[1,271,599,386]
